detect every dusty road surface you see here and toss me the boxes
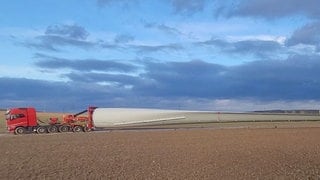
[1,127,320,179]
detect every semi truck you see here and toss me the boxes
[5,107,320,135]
[5,107,97,134]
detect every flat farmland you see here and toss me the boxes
[1,127,320,179]
[1,110,320,179]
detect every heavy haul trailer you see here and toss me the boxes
[5,107,97,135]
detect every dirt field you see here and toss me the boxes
[1,127,320,179]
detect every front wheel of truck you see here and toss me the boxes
[14,127,26,135]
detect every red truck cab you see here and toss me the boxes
[5,107,38,134]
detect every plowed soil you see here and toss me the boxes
[1,127,320,179]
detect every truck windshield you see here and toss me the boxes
[8,114,25,120]
[5,110,10,120]
[4,110,25,120]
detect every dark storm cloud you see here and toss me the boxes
[32,54,320,101]
[134,60,227,97]
[97,0,137,7]
[169,0,207,15]
[230,0,320,19]
[31,35,94,51]
[226,55,320,99]
[97,0,208,15]
[100,42,122,50]
[132,43,184,53]
[198,38,283,58]
[114,34,135,44]
[145,22,183,36]
[34,53,137,72]
[24,38,59,51]
[232,40,283,57]
[0,77,73,100]
[45,24,89,40]
[0,77,132,111]
[197,38,229,47]
[135,55,320,100]
[286,21,320,51]
[96,0,319,19]
[3,55,320,110]
[24,24,95,51]
[65,72,140,86]
[24,22,185,53]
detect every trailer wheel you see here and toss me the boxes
[47,125,58,133]
[73,125,83,132]
[36,126,47,134]
[59,125,69,132]
[83,126,91,132]
[14,127,26,135]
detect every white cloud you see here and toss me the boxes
[226,35,287,44]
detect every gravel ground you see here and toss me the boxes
[1,127,320,179]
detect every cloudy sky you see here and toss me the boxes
[1,0,320,112]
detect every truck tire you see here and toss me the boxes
[83,126,91,132]
[73,125,83,132]
[14,127,26,135]
[59,125,69,132]
[36,126,47,134]
[47,125,58,133]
